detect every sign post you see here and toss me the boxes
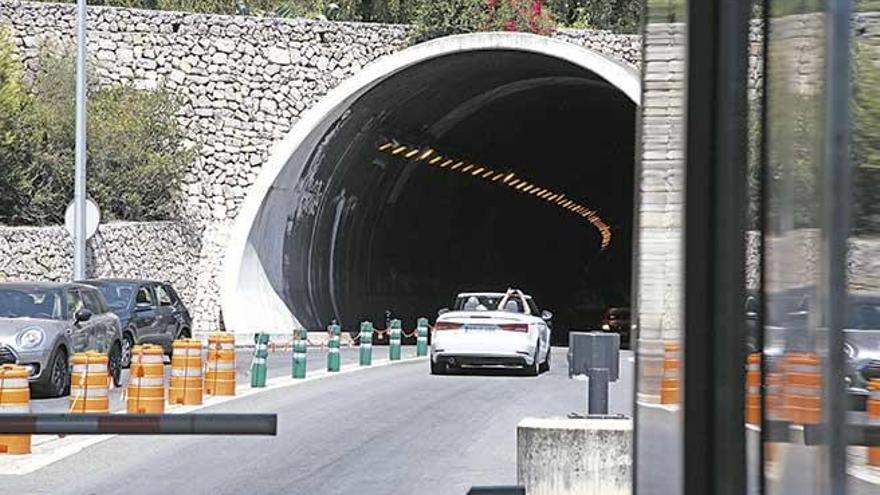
[73,0,88,280]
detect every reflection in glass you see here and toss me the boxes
[635,0,687,494]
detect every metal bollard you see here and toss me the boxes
[416,317,429,357]
[389,319,402,361]
[251,333,269,388]
[359,321,373,366]
[327,322,341,372]
[292,328,307,379]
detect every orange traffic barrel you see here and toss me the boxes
[765,371,785,421]
[0,364,31,454]
[660,342,681,405]
[169,339,203,406]
[69,352,110,414]
[869,379,880,467]
[127,344,165,414]
[746,353,761,425]
[205,333,235,396]
[783,352,821,425]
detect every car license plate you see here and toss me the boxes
[464,324,496,332]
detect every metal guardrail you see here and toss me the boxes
[0,413,277,435]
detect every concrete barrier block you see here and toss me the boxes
[517,417,632,495]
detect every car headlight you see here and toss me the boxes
[17,327,45,349]
[843,342,857,360]
[602,324,611,331]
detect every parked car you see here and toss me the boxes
[601,307,631,348]
[0,281,124,397]
[80,279,193,366]
[430,288,552,376]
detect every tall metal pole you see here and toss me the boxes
[73,0,87,280]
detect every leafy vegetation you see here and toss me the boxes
[0,34,194,226]
[37,0,643,33]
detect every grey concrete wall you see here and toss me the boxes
[517,417,632,495]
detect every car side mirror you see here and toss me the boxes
[135,302,152,312]
[74,308,92,323]
[438,308,449,316]
[541,310,553,321]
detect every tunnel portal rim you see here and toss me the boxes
[220,31,642,335]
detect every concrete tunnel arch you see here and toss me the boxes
[220,32,641,337]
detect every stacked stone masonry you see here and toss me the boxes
[0,1,639,332]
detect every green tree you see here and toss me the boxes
[0,29,30,219]
[548,0,642,33]
[852,43,880,234]
[0,49,194,225]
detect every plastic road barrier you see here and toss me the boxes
[660,342,680,405]
[252,333,269,388]
[746,353,761,425]
[206,333,236,396]
[0,364,31,454]
[127,344,166,414]
[327,323,341,372]
[359,321,374,366]
[292,328,307,379]
[69,352,110,414]
[389,319,402,361]
[416,317,429,357]
[783,352,821,425]
[868,379,880,466]
[169,338,203,406]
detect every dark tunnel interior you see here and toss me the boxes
[282,50,636,343]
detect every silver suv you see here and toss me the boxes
[0,282,124,397]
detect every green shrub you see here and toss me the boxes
[0,41,194,226]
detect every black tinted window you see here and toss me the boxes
[135,286,154,306]
[155,285,172,306]
[81,289,104,314]
[96,283,136,310]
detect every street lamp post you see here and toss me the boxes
[73,0,87,280]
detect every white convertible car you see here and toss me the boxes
[430,289,553,376]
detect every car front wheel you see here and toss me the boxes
[108,341,123,388]
[120,331,135,369]
[540,345,551,373]
[33,347,70,398]
[430,359,446,375]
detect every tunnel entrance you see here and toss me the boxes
[222,34,639,344]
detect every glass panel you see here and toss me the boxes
[636,1,687,494]
[848,2,880,492]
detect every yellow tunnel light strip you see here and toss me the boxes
[376,139,613,251]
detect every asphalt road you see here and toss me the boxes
[2,348,634,495]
